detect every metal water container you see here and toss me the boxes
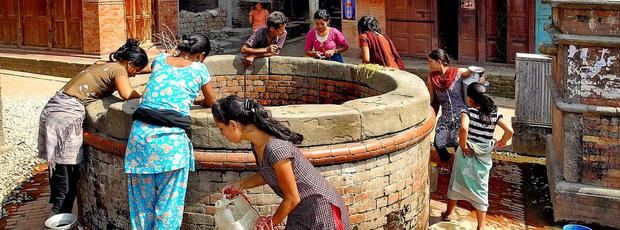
[462,66,487,100]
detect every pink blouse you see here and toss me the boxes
[304,28,349,53]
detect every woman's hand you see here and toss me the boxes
[324,49,336,58]
[494,139,507,149]
[254,216,275,230]
[461,144,473,157]
[221,182,244,199]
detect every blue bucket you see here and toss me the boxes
[563,224,592,230]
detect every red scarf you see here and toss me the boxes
[430,67,458,91]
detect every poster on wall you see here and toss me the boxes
[461,0,475,9]
[342,0,356,20]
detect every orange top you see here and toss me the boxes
[359,33,400,69]
[249,9,269,32]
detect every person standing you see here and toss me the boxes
[124,34,217,229]
[39,39,147,215]
[240,11,288,66]
[357,16,405,70]
[304,9,349,63]
[249,2,270,33]
[426,48,472,173]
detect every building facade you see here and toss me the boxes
[0,0,178,55]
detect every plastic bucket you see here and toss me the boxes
[44,213,79,230]
[563,224,592,230]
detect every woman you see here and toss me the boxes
[124,34,217,229]
[304,9,349,63]
[215,96,349,229]
[357,16,405,70]
[426,48,472,173]
[249,2,270,32]
[38,39,146,215]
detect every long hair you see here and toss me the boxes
[428,48,453,66]
[211,96,304,144]
[467,83,497,125]
[357,16,381,34]
[109,39,148,68]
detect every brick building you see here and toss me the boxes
[544,0,620,228]
[0,0,179,55]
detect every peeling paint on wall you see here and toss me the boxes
[566,45,620,105]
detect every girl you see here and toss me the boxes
[214,96,349,229]
[304,9,349,63]
[124,34,217,229]
[357,16,405,70]
[441,83,513,230]
[426,48,472,173]
[38,39,146,215]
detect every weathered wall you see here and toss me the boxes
[179,8,227,37]
[565,45,620,107]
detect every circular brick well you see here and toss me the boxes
[78,55,434,229]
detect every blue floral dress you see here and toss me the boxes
[124,54,211,230]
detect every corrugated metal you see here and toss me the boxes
[515,53,553,127]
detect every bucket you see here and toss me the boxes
[429,162,439,193]
[563,224,592,230]
[462,66,487,100]
[44,213,80,230]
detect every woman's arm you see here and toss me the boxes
[270,159,301,225]
[459,112,471,156]
[196,83,217,107]
[426,78,439,114]
[458,67,472,79]
[114,74,141,100]
[360,46,370,64]
[495,118,513,148]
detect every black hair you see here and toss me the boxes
[177,34,211,55]
[314,9,330,21]
[467,83,497,125]
[428,48,453,66]
[357,16,381,34]
[212,95,304,144]
[109,39,148,68]
[267,11,288,30]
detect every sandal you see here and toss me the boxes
[439,167,452,175]
[441,211,452,221]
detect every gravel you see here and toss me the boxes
[0,95,49,206]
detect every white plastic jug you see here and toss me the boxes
[214,196,259,230]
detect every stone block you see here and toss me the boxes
[342,93,429,138]
[203,55,268,76]
[268,56,314,76]
[189,109,212,148]
[269,104,362,147]
[84,96,123,132]
[102,99,140,139]
[316,61,356,82]
[512,118,552,157]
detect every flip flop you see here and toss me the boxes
[439,167,452,175]
[441,211,452,221]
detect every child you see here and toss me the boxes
[213,96,349,229]
[441,83,513,230]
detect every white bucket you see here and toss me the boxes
[44,213,80,230]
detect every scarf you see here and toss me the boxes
[430,67,459,91]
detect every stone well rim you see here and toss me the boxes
[83,109,435,170]
[86,55,431,149]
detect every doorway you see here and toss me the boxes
[438,0,459,60]
[319,0,342,31]
[125,0,152,42]
[485,0,507,63]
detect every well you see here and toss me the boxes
[77,55,434,229]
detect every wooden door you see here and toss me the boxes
[51,0,82,49]
[458,3,478,62]
[0,0,19,45]
[21,0,49,47]
[125,0,152,42]
[386,0,435,58]
[507,0,530,63]
[535,0,552,53]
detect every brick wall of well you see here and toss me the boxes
[581,115,620,189]
[79,135,430,229]
[211,75,382,105]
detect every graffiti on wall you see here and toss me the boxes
[566,45,620,106]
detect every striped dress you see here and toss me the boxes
[461,107,502,145]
